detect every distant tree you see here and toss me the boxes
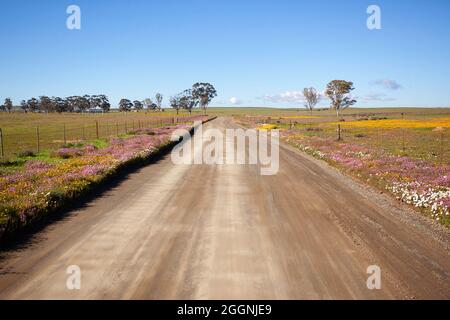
[89,95,102,110]
[27,98,39,112]
[98,95,110,112]
[119,99,133,112]
[325,80,356,118]
[143,98,155,111]
[66,96,77,112]
[39,96,53,113]
[0,101,5,112]
[3,98,13,113]
[75,96,90,112]
[133,100,143,111]
[80,95,92,111]
[155,93,163,111]
[169,95,181,115]
[143,98,150,109]
[179,89,196,115]
[192,82,217,115]
[20,100,29,113]
[303,87,320,114]
[63,96,89,113]
[52,97,68,113]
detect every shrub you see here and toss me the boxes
[18,150,36,158]
[53,148,83,159]
[64,142,84,148]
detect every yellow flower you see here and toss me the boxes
[328,118,450,129]
[258,124,278,130]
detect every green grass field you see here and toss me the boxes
[1,107,449,162]
[231,107,450,165]
[0,111,205,159]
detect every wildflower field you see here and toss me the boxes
[0,115,209,238]
[240,110,450,226]
[0,112,207,159]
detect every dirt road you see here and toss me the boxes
[0,117,449,299]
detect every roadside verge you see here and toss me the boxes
[0,116,217,243]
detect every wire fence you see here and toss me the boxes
[250,117,450,165]
[0,115,199,159]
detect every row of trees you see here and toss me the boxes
[0,95,110,113]
[2,82,218,115]
[169,82,217,115]
[118,93,164,112]
[303,80,356,117]
[0,98,13,113]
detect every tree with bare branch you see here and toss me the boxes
[303,87,320,114]
[155,93,163,111]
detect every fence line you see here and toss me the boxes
[247,116,449,165]
[0,115,200,159]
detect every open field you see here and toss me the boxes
[0,111,206,159]
[0,115,210,238]
[235,108,450,226]
[2,107,449,159]
[208,106,450,118]
[1,117,448,299]
[0,108,449,299]
[230,107,450,163]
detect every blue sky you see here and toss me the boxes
[1,0,449,108]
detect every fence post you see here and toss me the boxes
[82,125,85,140]
[95,121,99,139]
[0,128,4,158]
[116,122,119,136]
[36,126,40,153]
[440,131,443,166]
[402,128,405,153]
[63,123,67,145]
[337,124,341,141]
[125,121,127,133]
[433,127,445,166]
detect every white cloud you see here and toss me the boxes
[229,97,242,105]
[263,90,327,104]
[263,91,305,103]
[370,79,402,90]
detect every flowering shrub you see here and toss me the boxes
[53,147,84,159]
[282,130,450,226]
[0,121,202,237]
[386,182,449,222]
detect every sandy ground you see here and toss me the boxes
[0,117,448,299]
